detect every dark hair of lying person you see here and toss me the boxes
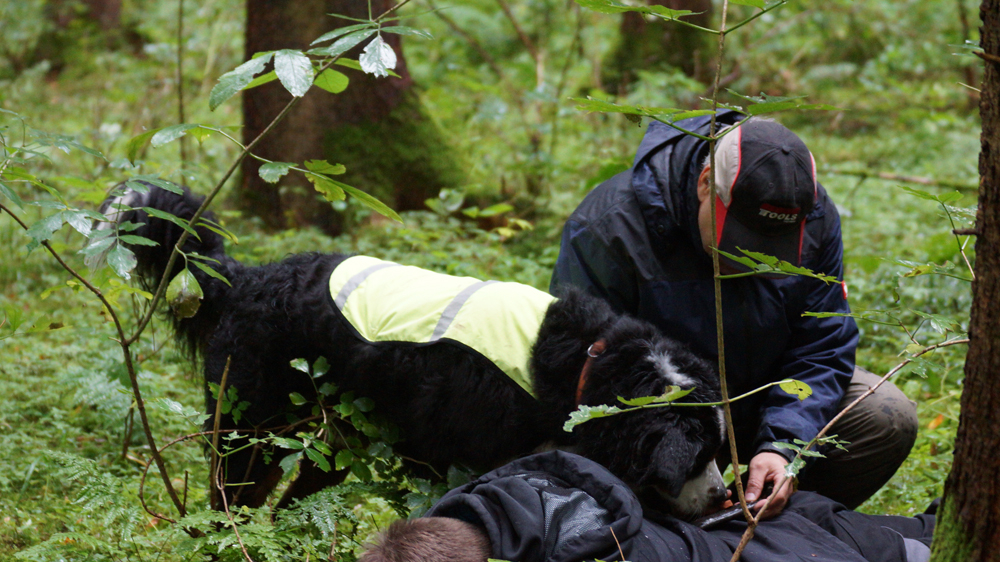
[359,517,491,562]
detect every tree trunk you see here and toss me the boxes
[602,0,713,93]
[240,0,463,234]
[930,1,1000,559]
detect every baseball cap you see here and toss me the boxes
[711,120,817,269]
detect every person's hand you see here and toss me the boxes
[745,451,794,520]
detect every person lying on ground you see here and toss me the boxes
[360,451,934,562]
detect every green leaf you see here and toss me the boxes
[63,210,93,237]
[350,460,372,481]
[79,236,115,258]
[729,0,766,7]
[273,437,306,450]
[898,185,940,202]
[618,386,694,406]
[150,124,199,147]
[310,22,377,45]
[209,52,275,111]
[304,159,346,175]
[125,129,160,164]
[165,269,203,318]
[380,26,433,39]
[312,440,333,456]
[574,0,695,19]
[360,35,397,78]
[319,382,338,396]
[307,172,346,202]
[150,397,210,426]
[106,244,138,280]
[339,181,403,222]
[141,207,200,238]
[130,175,184,195]
[279,451,302,475]
[290,358,310,373]
[314,69,350,94]
[354,397,375,412]
[334,449,354,471]
[562,404,624,432]
[478,203,514,217]
[0,181,25,209]
[244,70,277,90]
[274,49,314,97]
[778,379,812,401]
[118,234,158,246]
[190,260,232,287]
[911,310,964,334]
[289,392,307,406]
[938,191,963,203]
[338,402,356,417]
[195,219,239,244]
[571,96,682,118]
[313,356,330,378]
[309,29,376,58]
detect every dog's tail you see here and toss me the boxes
[92,181,239,356]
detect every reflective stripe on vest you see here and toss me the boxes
[329,256,557,397]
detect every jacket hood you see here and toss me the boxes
[427,451,641,562]
[631,111,744,253]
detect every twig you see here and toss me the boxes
[176,0,188,167]
[826,168,978,192]
[425,1,506,82]
[210,356,232,510]
[975,50,1000,65]
[495,0,541,87]
[217,462,256,562]
[610,527,625,561]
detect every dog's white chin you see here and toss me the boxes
[657,462,726,520]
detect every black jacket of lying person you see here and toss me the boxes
[360,451,934,562]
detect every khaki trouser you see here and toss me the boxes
[797,367,919,508]
[722,367,918,509]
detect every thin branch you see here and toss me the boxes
[975,50,1000,65]
[217,463,256,562]
[176,0,188,167]
[425,1,506,81]
[826,168,978,192]
[210,356,232,510]
[706,0,757,548]
[495,0,542,88]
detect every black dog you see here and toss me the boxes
[97,184,726,519]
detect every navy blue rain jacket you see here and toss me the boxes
[551,112,859,458]
[426,451,933,562]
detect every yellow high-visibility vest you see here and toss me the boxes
[329,256,557,397]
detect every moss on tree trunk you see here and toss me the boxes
[239,0,463,235]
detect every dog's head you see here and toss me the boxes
[573,316,727,520]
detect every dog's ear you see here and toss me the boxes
[649,425,702,498]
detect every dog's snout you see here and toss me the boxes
[709,482,727,506]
